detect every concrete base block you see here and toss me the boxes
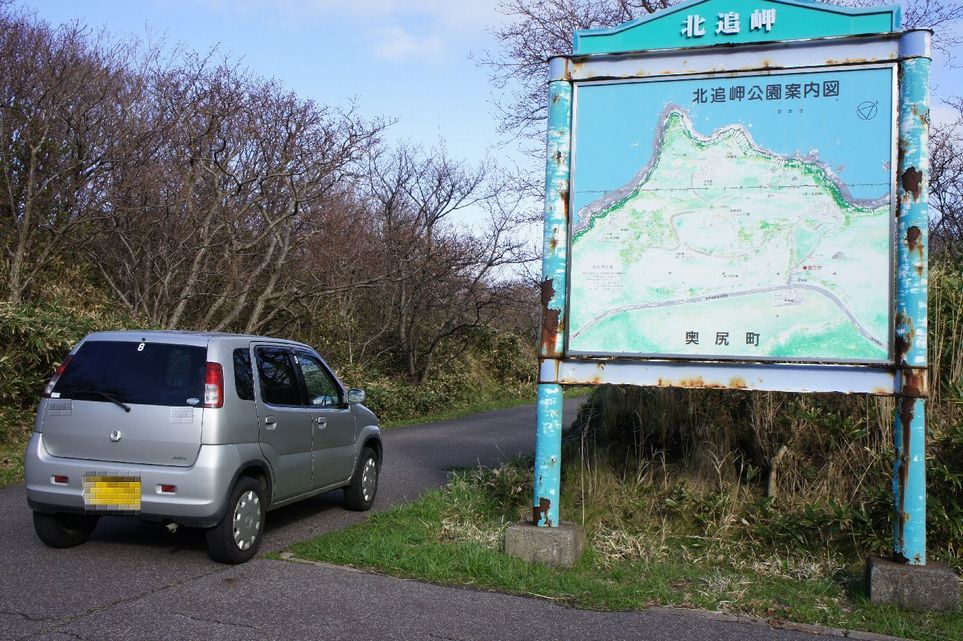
[504,521,586,568]
[866,556,960,611]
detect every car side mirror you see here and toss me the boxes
[346,388,365,405]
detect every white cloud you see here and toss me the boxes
[262,0,504,27]
[217,0,504,61]
[369,25,443,62]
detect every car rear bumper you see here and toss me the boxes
[24,433,243,528]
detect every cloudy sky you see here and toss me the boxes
[14,0,513,166]
[11,1,963,165]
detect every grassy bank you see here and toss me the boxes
[289,461,962,641]
[0,407,32,486]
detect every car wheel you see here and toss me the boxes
[206,476,265,564]
[343,446,379,511]
[32,511,99,548]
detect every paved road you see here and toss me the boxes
[1,400,874,641]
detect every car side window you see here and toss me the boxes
[296,353,341,407]
[255,347,301,406]
[233,348,254,401]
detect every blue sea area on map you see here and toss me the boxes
[572,67,893,223]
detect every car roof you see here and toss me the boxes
[81,330,313,350]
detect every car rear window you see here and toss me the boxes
[53,341,207,407]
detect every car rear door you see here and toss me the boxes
[293,350,357,488]
[41,338,206,467]
[253,345,314,500]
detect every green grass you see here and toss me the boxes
[0,439,27,487]
[0,406,32,487]
[289,464,963,641]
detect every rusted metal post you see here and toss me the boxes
[539,57,571,362]
[534,384,563,527]
[534,57,572,528]
[893,30,930,566]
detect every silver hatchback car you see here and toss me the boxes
[25,330,382,563]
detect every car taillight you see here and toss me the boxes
[203,362,223,408]
[43,356,73,397]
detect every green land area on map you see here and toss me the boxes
[568,107,891,361]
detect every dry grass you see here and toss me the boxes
[930,260,963,408]
[428,262,963,581]
[573,257,961,499]
[437,516,506,549]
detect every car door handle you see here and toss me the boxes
[315,417,327,429]
[264,416,277,430]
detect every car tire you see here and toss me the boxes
[32,511,99,548]
[343,446,379,511]
[206,476,265,564]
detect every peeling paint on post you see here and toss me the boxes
[893,36,930,566]
[894,397,926,564]
[895,52,930,371]
[534,384,563,527]
[539,57,571,360]
[534,57,571,528]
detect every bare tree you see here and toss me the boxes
[85,54,385,330]
[285,192,391,366]
[931,98,963,259]
[208,85,384,334]
[0,9,137,303]
[0,3,541,394]
[484,0,961,144]
[361,144,532,382]
[873,0,963,53]
[482,0,671,148]
[85,55,251,326]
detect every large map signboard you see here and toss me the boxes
[534,0,935,569]
[567,67,894,363]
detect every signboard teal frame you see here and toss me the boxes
[534,0,932,568]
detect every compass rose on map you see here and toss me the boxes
[857,100,879,120]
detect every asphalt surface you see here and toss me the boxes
[1,400,880,641]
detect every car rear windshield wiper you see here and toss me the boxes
[73,389,131,413]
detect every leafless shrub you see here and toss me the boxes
[930,98,963,259]
[0,9,139,303]
[0,4,540,388]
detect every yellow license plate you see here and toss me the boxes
[83,474,141,512]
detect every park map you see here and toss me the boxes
[567,103,891,362]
